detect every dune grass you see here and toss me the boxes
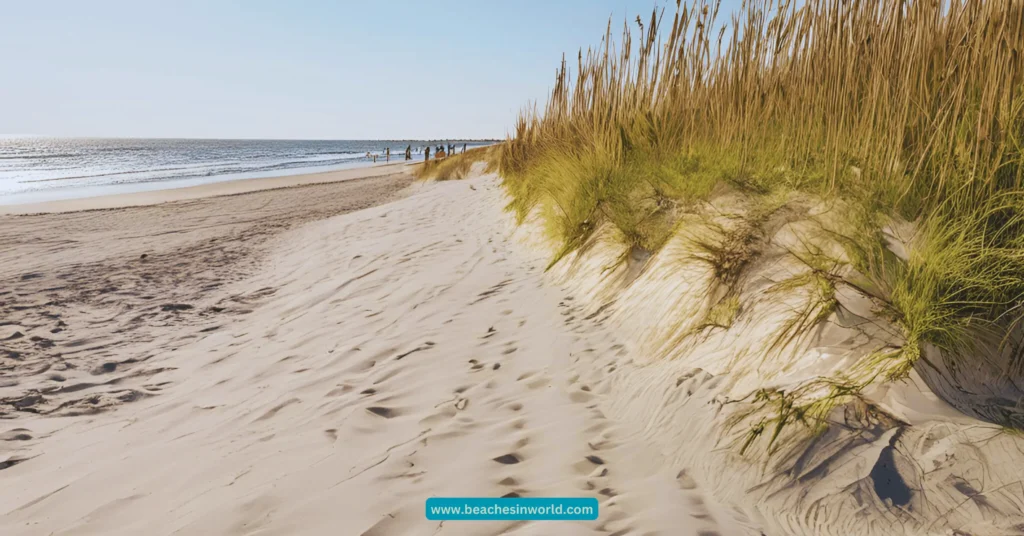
[416,145,500,181]
[498,0,1024,444]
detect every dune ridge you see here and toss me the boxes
[521,186,1024,535]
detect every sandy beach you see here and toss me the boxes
[5,160,1024,536]
[0,164,753,535]
[9,0,1024,532]
[0,162,418,215]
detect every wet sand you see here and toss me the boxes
[0,161,416,215]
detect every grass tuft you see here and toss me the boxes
[497,0,1024,446]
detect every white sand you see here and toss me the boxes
[0,166,753,535]
[4,163,1021,535]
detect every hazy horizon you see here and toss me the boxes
[0,134,505,141]
[0,137,501,204]
[0,0,715,140]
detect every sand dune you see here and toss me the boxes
[532,189,1024,535]
[0,167,756,535]
[5,164,1018,535]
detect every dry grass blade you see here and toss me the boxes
[498,0,1024,447]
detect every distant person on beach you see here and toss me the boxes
[372,153,377,163]
[463,143,467,154]
[424,146,430,161]
[385,147,390,163]
[405,145,411,160]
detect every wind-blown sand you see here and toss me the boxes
[0,165,753,535]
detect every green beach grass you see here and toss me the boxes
[497,0,1024,448]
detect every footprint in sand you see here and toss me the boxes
[326,384,354,397]
[687,494,721,526]
[570,387,595,403]
[0,457,29,471]
[571,453,608,475]
[0,429,33,441]
[91,361,119,374]
[676,469,698,490]
[366,406,399,419]
[492,453,522,464]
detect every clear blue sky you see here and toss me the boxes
[1,0,740,140]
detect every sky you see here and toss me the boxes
[1,0,741,140]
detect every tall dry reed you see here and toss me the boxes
[500,0,1024,401]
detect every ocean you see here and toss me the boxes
[0,137,492,205]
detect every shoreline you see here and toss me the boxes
[0,160,421,215]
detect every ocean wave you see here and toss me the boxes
[19,154,371,185]
[20,165,228,183]
[0,139,473,197]
[0,153,82,160]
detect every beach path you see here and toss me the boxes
[0,168,753,535]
